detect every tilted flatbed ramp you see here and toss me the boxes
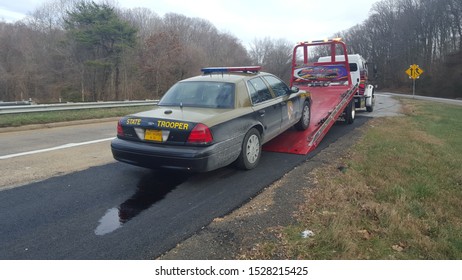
[263,85,356,155]
[263,39,357,155]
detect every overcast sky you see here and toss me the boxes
[0,0,380,47]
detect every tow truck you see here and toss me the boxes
[263,38,358,155]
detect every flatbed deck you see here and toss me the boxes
[263,85,356,155]
[263,39,357,155]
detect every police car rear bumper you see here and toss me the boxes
[111,137,240,172]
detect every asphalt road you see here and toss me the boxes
[379,91,462,106]
[0,94,401,259]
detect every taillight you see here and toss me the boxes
[117,120,124,137]
[187,123,213,144]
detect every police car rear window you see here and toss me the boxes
[247,77,272,104]
[159,81,235,109]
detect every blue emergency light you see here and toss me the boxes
[201,66,261,75]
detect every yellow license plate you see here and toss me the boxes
[144,129,162,142]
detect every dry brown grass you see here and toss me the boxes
[243,99,462,259]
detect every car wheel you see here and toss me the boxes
[345,100,355,124]
[236,128,261,170]
[294,101,311,131]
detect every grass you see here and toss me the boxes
[0,106,154,128]
[244,99,462,259]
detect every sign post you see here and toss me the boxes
[405,64,424,98]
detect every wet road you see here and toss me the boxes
[0,94,400,259]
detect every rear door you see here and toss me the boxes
[247,77,281,141]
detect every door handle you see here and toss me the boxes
[258,109,265,117]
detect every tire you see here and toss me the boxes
[345,100,355,124]
[236,128,261,170]
[294,101,311,131]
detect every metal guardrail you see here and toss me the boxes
[0,101,33,106]
[0,100,159,114]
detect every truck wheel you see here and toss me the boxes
[236,128,261,170]
[345,100,355,124]
[294,101,310,131]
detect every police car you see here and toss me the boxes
[111,66,311,172]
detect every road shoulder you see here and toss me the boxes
[158,121,367,259]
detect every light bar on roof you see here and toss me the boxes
[297,38,343,44]
[201,66,261,74]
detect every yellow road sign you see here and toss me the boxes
[405,64,424,79]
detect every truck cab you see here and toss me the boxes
[318,54,375,112]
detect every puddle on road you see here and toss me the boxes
[95,170,189,236]
[95,208,121,235]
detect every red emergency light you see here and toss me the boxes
[201,66,261,75]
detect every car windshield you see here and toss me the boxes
[158,81,235,109]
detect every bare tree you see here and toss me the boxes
[249,37,292,82]
[1,0,460,102]
[338,0,462,97]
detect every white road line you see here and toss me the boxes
[0,137,115,160]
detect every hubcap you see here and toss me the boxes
[246,134,260,164]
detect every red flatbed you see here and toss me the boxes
[263,39,357,155]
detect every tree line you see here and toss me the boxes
[0,0,251,103]
[338,0,462,98]
[0,0,460,103]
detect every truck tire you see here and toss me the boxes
[294,101,310,131]
[345,100,355,124]
[236,128,261,170]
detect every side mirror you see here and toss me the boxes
[290,86,299,93]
